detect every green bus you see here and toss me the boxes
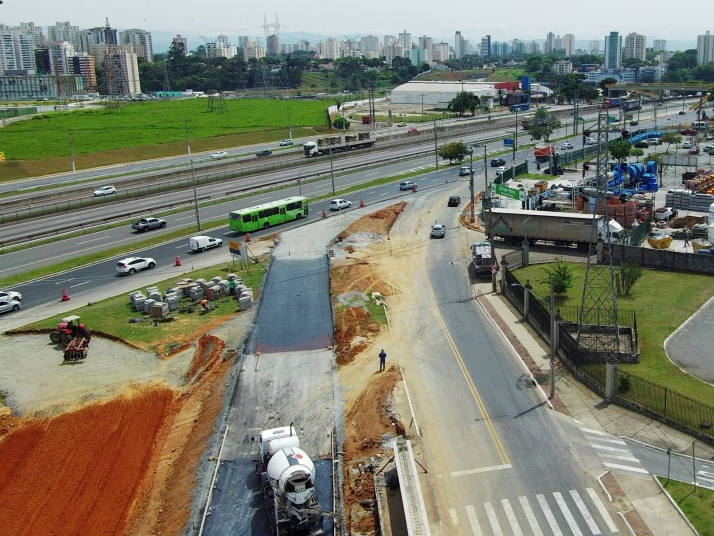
[229,196,309,233]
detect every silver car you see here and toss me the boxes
[0,290,22,301]
[430,223,446,239]
[0,299,21,314]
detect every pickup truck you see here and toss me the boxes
[132,217,167,232]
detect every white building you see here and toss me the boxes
[119,28,153,62]
[696,31,714,66]
[563,34,575,57]
[624,32,646,62]
[553,60,573,75]
[47,22,81,50]
[0,25,37,72]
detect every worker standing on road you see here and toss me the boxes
[378,349,387,372]
[684,229,691,248]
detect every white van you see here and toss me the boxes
[189,235,223,252]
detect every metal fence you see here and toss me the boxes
[502,255,714,443]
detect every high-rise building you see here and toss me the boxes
[71,53,97,91]
[563,34,575,57]
[47,22,81,50]
[588,40,600,54]
[266,33,279,56]
[398,30,412,55]
[454,31,463,59]
[653,39,667,52]
[696,31,714,66]
[322,37,340,60]
[604,31,622,69]
[511,39,525,55]
[545,32,555,54]
[410,48,427,66]
[80,18,118,53]
[0,25,37,72]
[384,44,404,66]
[383,35,396,49]
[418,35,432,54]
[104,45,141,96]
[553,60,573,75]
[432,42,450,62]
[119,29,153,62]
[624,32,646,61]
[480,35,491,58]
[360,35,380,57]
[173,35,189,54]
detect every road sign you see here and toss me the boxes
[228,241,242,255]
[503,138,515,147]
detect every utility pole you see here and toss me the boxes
[184,117,191,155]
[189,159,201,230]
[67,130,75,172]
[469,149,475,223]
[433,119,439,169]
[328,139,336,194]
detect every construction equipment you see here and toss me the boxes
[63,337,89,362]
[50,315,91,345]
[255,425,323,535]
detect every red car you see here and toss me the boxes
[689,146,700,154]
[681,129,697,136]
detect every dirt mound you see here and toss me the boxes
[342,366,402,534]
[669,215,707,229]
[184,334,226,382]
[338,202,405,240]
[0,386,177,535]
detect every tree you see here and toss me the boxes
[332,116,349,130]
[438,141,468,163]
[540,264,574,296]
[660,133,682,153]
[447,91,480,117]
[630,147,644,162]
[608,139,632,162]
[618,262,642,296]
[528,108,561,142]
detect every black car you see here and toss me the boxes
[490,158,506,167]
[633,141,649,149]
[256,149,272,157]
[447,196,461,207]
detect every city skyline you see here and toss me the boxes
[0,0,702,48]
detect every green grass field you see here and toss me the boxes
[514,263,714,404]
[657,478,714,535]
[18,263,267,355]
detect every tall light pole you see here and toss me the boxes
[468,148,475,223]
[328,139,336,194]
[421,93,425,120]
[288,107,293,139]
[511,107,519,164]
[433,118,439,169]
[189,159,201,231]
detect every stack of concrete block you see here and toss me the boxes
[238,291,253,311]
[163,292,181,311]
[128,291,146,312]
[194,278,208,289]
[239,287,254,302]
[150,302,169,318]
[188,286,204,301]
[148,290,162,302]
[211,276,222,285]
[205,285,224,300]
[143,298,156,313]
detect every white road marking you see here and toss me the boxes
[451,463,512,477]
[536,494,562,536]
[501,499,523,535]
[465,504,483,536]
[484,502,503,536]
[591,444,632,454]
[176,244,189,249]
[587,488,619,532]
[449,508,459,528]
[55,278,74,285]
[69,280,90,289]
[588,437,628,446]
[570,489,600,534]
[603,462,649,474]
[598,453,639,462]
[519,496,543,536]
[580,427,608,436]
[554,492,583,536]
[76,235,110,245]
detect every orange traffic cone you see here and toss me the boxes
[359,199,365,208]
[322,210,327,219]
[174,255,181,267]
[61,289,70,301]
[245,233,251,242]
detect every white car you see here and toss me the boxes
[329,198,352,211]
[0,299,21,315]
[585,137,597,145]
[0,290,22,301]
[116,256,156,275]
[495,166,507,174]
[279,139,293,146]
[93,185,116,196]
[430,223,446,238]
[210,151,228,159]
[682,141,692,149]
[560,142,574,150]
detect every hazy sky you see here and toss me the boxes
[1,0,705,46]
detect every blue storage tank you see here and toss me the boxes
[521,75,531,91]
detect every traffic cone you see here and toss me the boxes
[174,255,181,267]
[322,210,327,219]
[61,289,70,301]
[412,184,418,193]
[245,233,251,243]
[359,199,365,208]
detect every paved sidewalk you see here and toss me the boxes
[476,284,711,535]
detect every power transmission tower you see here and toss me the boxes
[163,57,171,92]
[199,34,227,113]
[576,109,619,361]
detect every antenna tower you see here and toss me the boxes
[199,34,227,113]
[576,109,619,361]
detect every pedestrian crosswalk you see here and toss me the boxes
[580,427,649,477]
[449,487,619,535]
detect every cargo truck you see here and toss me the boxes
[256,425,323,535]
[534,144,556,163]
[471,241,498,278]
[303,133,374,157]
[485,208,621,252]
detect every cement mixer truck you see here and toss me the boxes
[256,425,323,535]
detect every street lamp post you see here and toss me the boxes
[469,149,475,223]
[189,158,201,231]
[298,171,302,196]
[184,117,191,155]
[328,139,336,194]
[67,130,75,172]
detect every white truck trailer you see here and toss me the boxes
[303,133,374,157]
[486,208,621,252]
